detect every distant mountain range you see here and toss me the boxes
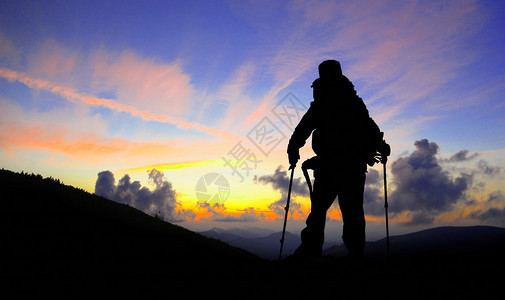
[200,227,300,260]
[200,225,505,260]
[324,225,505,258]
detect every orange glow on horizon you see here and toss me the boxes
[122,160,221,172]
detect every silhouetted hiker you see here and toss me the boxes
[287,60,389,262]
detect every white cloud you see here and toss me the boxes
[92,50,195,118]
[95,169,193,222]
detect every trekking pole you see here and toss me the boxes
[301,156,318,199]
[302,163,313,200]
[382,157,390,258]
[279,165,295,262]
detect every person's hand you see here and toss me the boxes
[288,148,299,169]
[301,156,318,170]
[378,141,391,163]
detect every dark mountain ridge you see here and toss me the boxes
[0,169,267,294]
[324,225,505,258]
[1,169,503,298]
[202,225,505,260]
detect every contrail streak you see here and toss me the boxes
[0,67,236,138]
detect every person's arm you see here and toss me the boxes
[287,102,317,167]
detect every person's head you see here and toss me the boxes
[318,60,342,79]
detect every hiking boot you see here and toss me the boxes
[283,244,322,264]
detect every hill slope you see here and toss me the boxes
[0,169,267,293]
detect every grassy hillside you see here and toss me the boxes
[0,169,268,295]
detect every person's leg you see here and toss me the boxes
[337,169,366,258]
[295,167,338,257]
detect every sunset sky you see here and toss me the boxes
[1,0,504,243]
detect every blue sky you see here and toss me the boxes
[1,0,504,239]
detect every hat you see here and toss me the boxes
[318,60,342,79]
